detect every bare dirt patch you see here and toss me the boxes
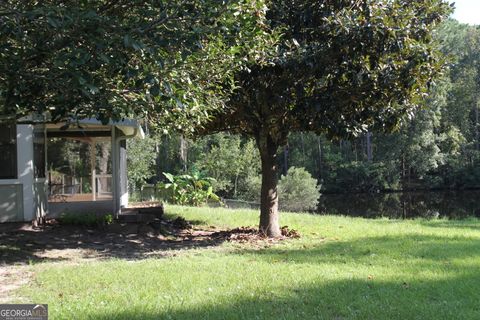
[0,217,300,266]
[0,266,32,303]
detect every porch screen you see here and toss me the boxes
[0,123,16,179]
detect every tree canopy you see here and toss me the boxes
[203,0,452,139]
[198,0,452,237]
[0,0,276,128]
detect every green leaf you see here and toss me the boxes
[163,172,175,183]
[150,84,160,97]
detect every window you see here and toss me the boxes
[33,126,46,178]
[0,123,17,179]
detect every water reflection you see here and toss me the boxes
[133,186,480,220]
[318,191,480,219]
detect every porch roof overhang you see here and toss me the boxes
[45,118,145,139]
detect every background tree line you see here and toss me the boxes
[128,19,480,200]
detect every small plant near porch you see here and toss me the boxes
[157,172,220,206]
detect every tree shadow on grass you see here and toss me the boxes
[0,220,224,266]
[45,232,480,320]
[418,220,480,231]
[86,272,480,320]
[232,233,480,266]
[162,212,207,226]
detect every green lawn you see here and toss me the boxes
[18,205,480,319]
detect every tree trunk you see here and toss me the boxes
[234,173,239,198]
[317,136,323,180]
[366,132,373,162]
[475,101,479,151]
[283,144,289,175]
[257,133,282,238]
[179,135,188,172]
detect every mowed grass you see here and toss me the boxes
[18,205,480,319]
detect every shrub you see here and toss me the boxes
[58,213,114,227]
[237,174,262,203]
[278,167,320,212]
[103,214,114,225]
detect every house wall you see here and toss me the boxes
[0,124,47,223]
[0,184,23,222]
[119,139,128,207]
[0,125,33,222]
[18,125,35,221]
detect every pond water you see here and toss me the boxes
[317,190,480,219]
[133,186,480,220]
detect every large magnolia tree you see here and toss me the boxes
[198,0,452,237]
[1,1,452,237]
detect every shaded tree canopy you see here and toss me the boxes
[0,0,276,129]
[203,0,453,141]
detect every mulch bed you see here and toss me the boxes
[211,226,301,243]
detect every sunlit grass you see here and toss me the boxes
[18,205,480,319]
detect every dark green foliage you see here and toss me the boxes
[145,19,480,197]
[0,0,274,129]
[281,18,480,193]
[202,0,452,140]
[326,161,401,193]
[58,213,113,227]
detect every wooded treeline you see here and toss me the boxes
[128,19,480,198]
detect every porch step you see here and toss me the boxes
[117,213,156,223]
[137,206,164,218]
[117,204,163,224]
